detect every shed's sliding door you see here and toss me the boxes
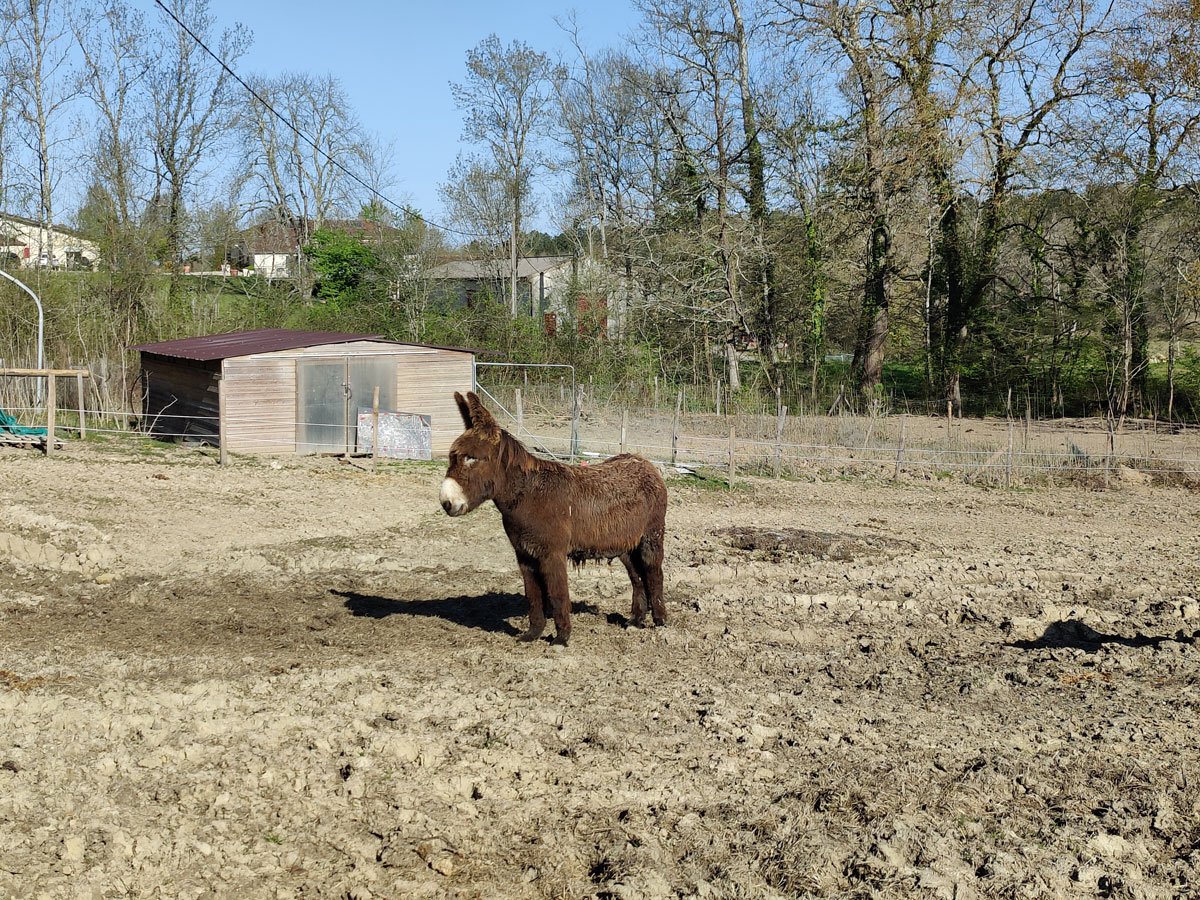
[296,357,398,454]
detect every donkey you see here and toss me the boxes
[440,391,667,646]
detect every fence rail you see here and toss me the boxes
[2,399,1198,482]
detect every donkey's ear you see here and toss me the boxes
[465,392,499,432]
[454,391,473,428]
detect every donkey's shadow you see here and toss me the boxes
[1009,619,1196,652]
[335,589,604,637]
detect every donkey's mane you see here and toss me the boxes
[497,427,557,475]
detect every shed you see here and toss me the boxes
[133,329,476,456]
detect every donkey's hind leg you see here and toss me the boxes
[634,539,666,627]
[517,558,547,641]
[621,552,648,626]
[542,557,573,646]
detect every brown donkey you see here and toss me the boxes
[440,391,667,646]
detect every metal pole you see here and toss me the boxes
[0,268,44,405]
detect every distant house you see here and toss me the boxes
[228,220,300,277]
[230,217,404,278]
[0,212,99,270]
[426,255,578,316]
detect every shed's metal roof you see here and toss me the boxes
[427,255,575,280]
[133,329,476,361]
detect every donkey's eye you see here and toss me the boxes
[463,456,477,467]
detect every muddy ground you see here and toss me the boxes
[1,439,1198,899]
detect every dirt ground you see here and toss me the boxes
[1,437,1198,899]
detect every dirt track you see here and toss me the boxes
[1,441,1198,899]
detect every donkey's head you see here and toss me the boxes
[440,391,505,517]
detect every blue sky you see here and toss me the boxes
[198,1,642,231]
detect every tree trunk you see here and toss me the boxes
[166,173,186,310]
[853,213,891,394]
[1167,333,1177,422]
[806,213,827,402]
[509,213,519,317]
[726,341,740,394]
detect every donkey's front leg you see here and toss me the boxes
[541,556,573,646]
[517,557,547,641]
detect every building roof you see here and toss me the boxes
[240,217,406,253]
[0,211,89,241]
[427,255,575,281]
[133,328,476,362]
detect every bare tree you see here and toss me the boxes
[74,0,151,268]
[4,0,77,265]
[935,0,1112,414]
[147,0,247,298]
[241,71,367,245]
[451,34,559,316]
[0,24,14,217]
[555,32,663,339]
[439,151,519,294]
[636,0,756,391]
[771,83,836,398]
[1162,256,1200,421]
[1079,0,1200,417]
[777,0,907,396]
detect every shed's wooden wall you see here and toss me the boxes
[394,350,475,453]
[214,341,473,456]
[140,356,220,441]
[222,357,296,454]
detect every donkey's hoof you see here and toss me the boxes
[550,633,570,647]
[518,628,545,643]
[652,616,667,627]
[627,617,647,629]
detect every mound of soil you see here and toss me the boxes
[717,525,910,561]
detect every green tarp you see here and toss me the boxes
[0,407,45,437]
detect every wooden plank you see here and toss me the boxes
[0,368,90,377]
[76,372,86,439]
[46,374,56,457]
[218,373,229,466]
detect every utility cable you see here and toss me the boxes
[152,0,494,241]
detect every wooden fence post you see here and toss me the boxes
[620,408,627,455]
[515,387,523,435]
[1024,395,1031,451]
[773,404,787,478]
[218,373,229,466]
[45,374,55,457]
[1005,419,1014,488]
[571,384,583,459]
[671,389,682,466]
[895,414,906,480]
[728,426,736,489]
[76,372,86,439]
[372,385,380,465]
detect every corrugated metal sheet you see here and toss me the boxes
[133,329,383,361]
[134,328,479,362]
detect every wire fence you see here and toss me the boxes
[2,391,1199,484]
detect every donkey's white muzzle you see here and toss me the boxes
[440,477,469,516]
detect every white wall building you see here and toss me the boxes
[0,213,100,270]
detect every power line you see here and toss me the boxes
[151,0,491,241]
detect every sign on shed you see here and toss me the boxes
[356,409,433,460]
